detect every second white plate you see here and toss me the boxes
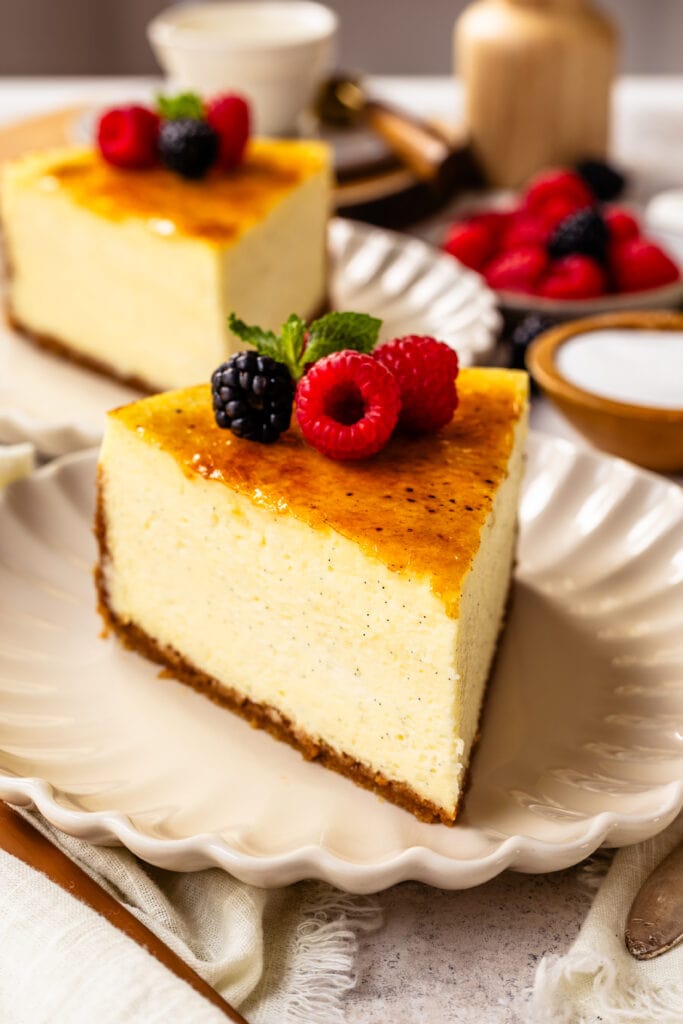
[0,218,500,456]
[0,434,681,892]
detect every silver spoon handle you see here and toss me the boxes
[625,838,683,959]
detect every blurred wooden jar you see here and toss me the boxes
[455,0,617,187]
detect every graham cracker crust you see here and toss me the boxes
[93,473,468,826]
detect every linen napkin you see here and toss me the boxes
[530,811,683,1024]
[0,808,382,1024]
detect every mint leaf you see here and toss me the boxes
[228,313,280,361]
[279,314,307,378]
[303,312,382,367]
[157,92,205,120]
[226,309,384,381]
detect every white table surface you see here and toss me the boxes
[1,74,682,1024]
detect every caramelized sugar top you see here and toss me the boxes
[109,368,528,615]
[29,141,329,244]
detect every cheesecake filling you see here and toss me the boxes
[97,401,526,821]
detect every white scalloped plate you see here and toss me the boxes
[0,218,499,457]
[1,434,682,892]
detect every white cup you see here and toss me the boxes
[148,1,338,135]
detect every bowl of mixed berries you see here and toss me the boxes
[442,160,683,316]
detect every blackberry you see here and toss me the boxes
[547,208,609,264]
[211,351,294,444]
[510,314,555,390]
[158,118,218,179]
[576,158,626,202]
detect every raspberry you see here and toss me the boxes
[375,335,458,433]
[576,158,626,202]
[610,238,681,293]
[483,246,549,292]
[96,105,159,169]
[538,255,607,300]
[499,213,550,251]
[442,219,498,271]
[158,118,219,179]
[468,211,511,240]
[206,94,250,170]
[537,193,590,229]
[604,206,640,244]
[211,351,294,443]
[547,208,610,264]
[295,351,401,460]
[523,170,594,217]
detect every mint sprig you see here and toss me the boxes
[302,312,382,367]
[279,314,307,377]
[157,91,205,120]
[228,311,382,381]
[227,315,280,361]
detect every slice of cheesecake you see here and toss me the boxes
[1,140,331,391]
[95,367,528,824]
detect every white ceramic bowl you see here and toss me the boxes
[148,0,337,135]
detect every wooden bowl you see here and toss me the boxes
[526,311,683,473]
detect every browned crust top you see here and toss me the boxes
[13,142,330,245]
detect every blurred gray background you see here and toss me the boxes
[0,0,681,76]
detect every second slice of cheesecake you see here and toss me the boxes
[2,140,331,392]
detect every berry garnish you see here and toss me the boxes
[538,255,607,300]
[576,158,626,202]
[96,105,159,169]
[216,310,383,450]
[547,208,610,264]
[484,246,549,292]
[212,352,294,443]
[158,118,219,179]
[157,92,205,121]
[206,94,250,170]
[97,91,253,180]
[375,336,459,432]
[228,310,382,382]
[610,238,681,293]
[295,351,401,461]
